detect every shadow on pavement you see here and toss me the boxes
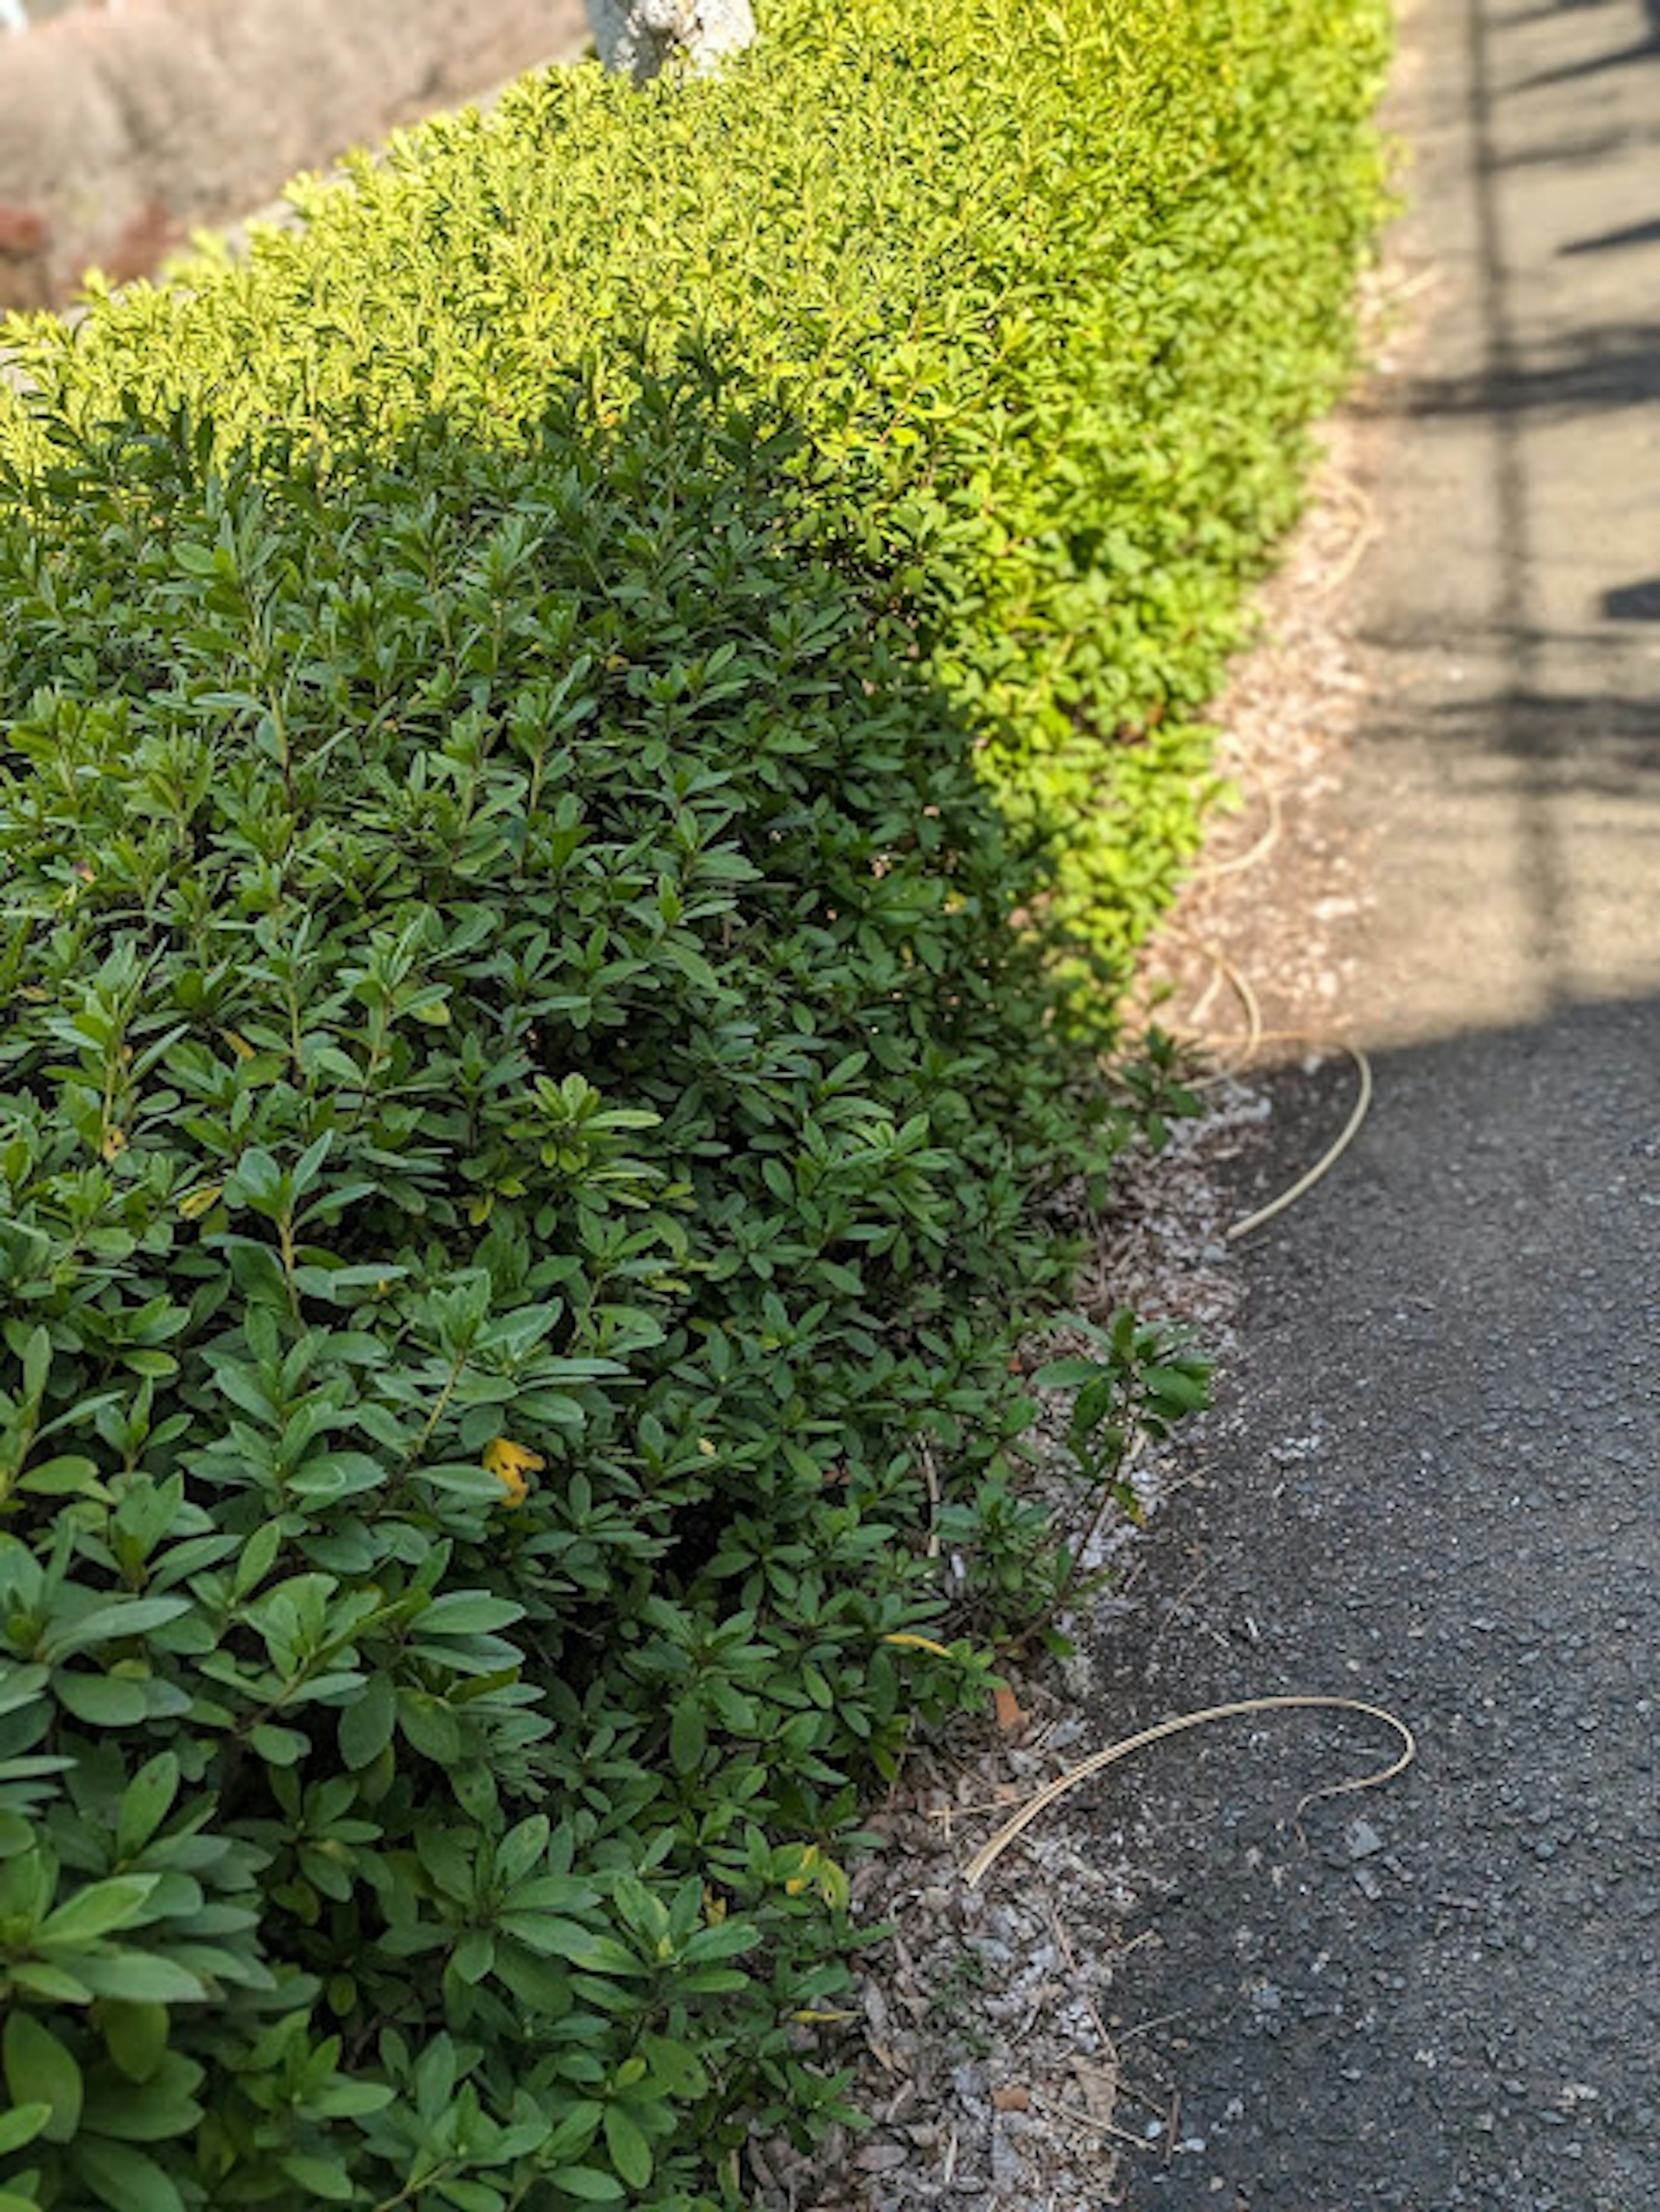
[1389,320,1660,413]
[1601,576,1660,617]
[1560,211,1660,252]
[1408,683,1660,789]
[1509,6,1660,86]
[1437,0,1660,1011]
[1497,0,1631,22]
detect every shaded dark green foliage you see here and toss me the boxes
[0,379,1117,2211]
[0,0,1391,2202]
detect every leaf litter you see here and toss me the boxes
[750,350,1412,2210]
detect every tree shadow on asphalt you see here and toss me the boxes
[1373,0,1660,1016]
[1507,0,1660,87]
[1559,211,1660,252]
[1387,320,1660,414]
[1600,576,1660,617]
[1392,682,1660,790]
[1482,114,1660,165]
[1496,0,1642,22]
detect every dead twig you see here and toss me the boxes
[964,1694,1416,1887]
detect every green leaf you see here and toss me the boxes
[418,1592,526,1637]
[337,1672,396,1770]
[70,1955,207,2005]
[79,2074,203,2142]
[546,2173,625,2205]
[1142,1363,1210,1410]
[680,1919,761,1963]
[16,1456,103,1498]
[233,1521,282,1598]
[450,1928,495,1985]
[0,2101,51,2157]
[72,2137,186,2212]
[494,1813,549,1888]
[20,1326,50,1404]
[603,2105,652,2190]
[397,1692,463,1765]
[436,2181,502,2212]
[119,1353,177,1381]
[3,2012,83,2142]
[247,1723,310,1766]
[42,1601,191,1664]
[98,2001,170,2084]
[36,1877,158,1949]
[0,1665,49,1721]
[501,1874,597,1914]
[278,2157,354,2203]
[6,1961,94,2005]
[496,1918,639,1974]
[668,1698,706,1775]
[1031,1356,1110,1389]
[305,2081,394,2119]
[54,1673,150,1728]
[115,1756,181,1861]
[638,2032,707,2100]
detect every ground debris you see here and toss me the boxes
[750,389,1379,2212]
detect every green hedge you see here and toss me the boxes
[5,0,1390,996]
[0,0,1389,2206]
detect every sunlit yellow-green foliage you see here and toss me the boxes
[4,0,1391,991]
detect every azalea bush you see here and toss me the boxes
[0,0,1389,2202]
[4,0,1392,1001]
[0,377,1121,2212]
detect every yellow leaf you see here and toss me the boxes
[482,1435,545,1507]
[99,1126,127,1162]
[881,1632,953,1660]
[178,1183,223,1220]
[783,1844,820,1895]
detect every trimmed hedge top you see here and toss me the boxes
[0,0,1389,2206]
[5,0,1390,991]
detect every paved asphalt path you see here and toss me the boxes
[1092,2,1660,2207]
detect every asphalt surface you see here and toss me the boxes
[1092,1,1660,2206]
